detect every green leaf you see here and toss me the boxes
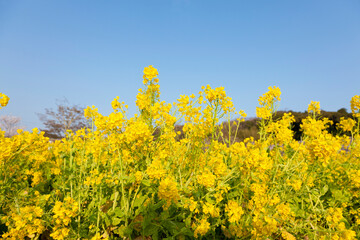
[114,225,130,237]
[142,180,151,187]
[152,230,159,240]
[128,175,136,184]
[104,213,111,226]
[180,227,193,237]
[205,195,215,204]
[227,190,241,199]
[160,210,170,220]
[114,207,125,218]
[112,217,122,226]
[151,200,164,211]
[332,189,350,203]
[185,217,191,227]
[162,220,179,235]
[133,195,147,208]
[321,185,328,196]
[143,224,160,236]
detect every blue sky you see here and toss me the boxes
[1,0,359,130]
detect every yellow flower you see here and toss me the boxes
[158,176,180,209]
[308,101,320,115]
[326,207,343,227]
[258,86,281,106]
[51,197,78,240]
[281,230,296,240]
[146,158,166,180]
[197,170,216,188]
[143,65,158,80]
[202,202,219,218]
[350,95,360,117]
[225,200,244,223]
[134,171,143,183]
[2,206,45,239]
[84,105,99,119]
[256,86,281,119]
[301,116,332,138]
[276,203,294,221]
[183,197,198,213]
[91,232,105,240]
[111,96,121,111]
[193,218,210,238]
[256,106,272,119]
[0,92,10,108]
[338,117,356,132]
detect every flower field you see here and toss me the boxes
[0,66,360,239]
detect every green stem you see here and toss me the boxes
[97,186,102,231]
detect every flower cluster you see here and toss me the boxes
[0,67,359,239]
[256,86,281,120]
[2,206,45,239]
[50,197,78,240]
[351,95,360,117]
[158,176,180,209]
[0,92,9,109]
[308,100,321,115]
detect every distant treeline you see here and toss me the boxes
[173,108,353,142]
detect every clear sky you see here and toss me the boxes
[1,0,359,130]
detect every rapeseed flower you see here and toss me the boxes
[1,67,360,239]
[158,176,180,209]
[0,92,9,108]
[351,95,360,117]
[225,200,244,223]
[193,218,210,238]
[308,100,320,115]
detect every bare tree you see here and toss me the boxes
[0,115,24,137]
[37,99,88,139]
